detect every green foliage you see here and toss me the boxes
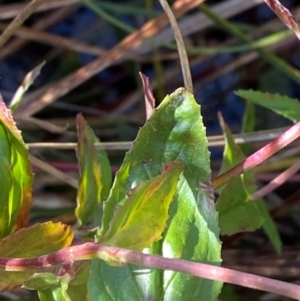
[99,162,184,253]
[0,96,33,238]
[76,113,112,227]
[216,115,281,252]
[89,88,222,301]
[236,90,300,122]
[0,84,289,299]
[37,262,90,301]
[217,115,264,233]
[217,176,264,234]
[0,222,74,291]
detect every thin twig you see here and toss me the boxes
[14,0,204,118]
[0,6,76,61]
[213,122,300,189]
[158,0,193,92]
[0,23,106,56]
[251,160,300,200]
[0,0,48,47]
[0,0,78,20]
[264,0,300,40]
[29,155,78,189]
[26,127,287,150]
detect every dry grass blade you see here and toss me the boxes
[25,127,287,150]
[0,23,106,56]
[0,6,76,61]
[0,0,78,20]
[0,0,48,47]
[264,0,300,40]
[158,0,193,93]
[29,154,78,189]
[14,0,204,118]
[17,116,68,134]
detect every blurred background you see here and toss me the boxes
[1,0,300,300]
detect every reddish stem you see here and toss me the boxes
[1,242,300,299]
[213,121,300,189]
[251,159,300,200]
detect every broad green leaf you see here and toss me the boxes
[216,115,264,234]
[76,113,112,227]
[38,284,70,301]
[217,116,281,252]
[0,222,74,291]
[37,262,90,301]
[235,90,300,122]
[0,96,33,237]
[25,273,60,290]
[89,88,222,301]
[99,162,184,252]
[217,177,263,234]
[66,262,90,301]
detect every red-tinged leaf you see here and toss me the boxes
[0,95,33,237]
[76,114,112,227]
[139,72,156,120]
[99,162,184,253]
[0,222,74,291]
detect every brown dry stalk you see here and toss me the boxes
[158,0,193,92]
[14,0,205,118]
[0,22,105,56]
[0,0,48,47]
[264,0,300,40]
[0,0,78,20]
[0,6,76,61]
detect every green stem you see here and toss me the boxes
[199,3,300,85]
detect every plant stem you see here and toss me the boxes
[213,121,300,189]
[264,0,300,40]
[199,3,300,85]
[158,0,193,92]
[1,242,300,300]
[0,0,47,47]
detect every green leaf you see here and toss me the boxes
[37,262,90,301]
[217,115,282,252]
[76,113,112,227]
[89,88,222,301]
[217,115,264,234]
[38,284,70,301]
[235,90,300,122]
[256,200,282,254]
[66,262,90,301]
[99,162,184,253]
[9,62,45,112]
[0,96,33,238]
[241,101,255,153]
[217,176,263,234]
[0,222,74,291]
[25,273,60,290]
